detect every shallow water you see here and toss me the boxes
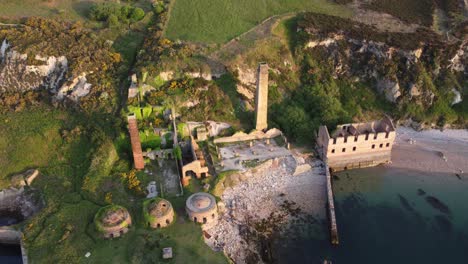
[274,166,468,264]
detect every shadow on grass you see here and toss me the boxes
[215,73,254,131]
[71,1,95,19]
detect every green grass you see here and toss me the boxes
[164,0,352,43]
[0,0,104,21]
[0,0,152,22]
[0,106,82,188]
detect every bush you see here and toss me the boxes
[89,3,145,26]
[107,14,119,27]
[130,8,145,22]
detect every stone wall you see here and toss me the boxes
[317,119,396,171]
[213,128,282,144]
[254,63,269,131]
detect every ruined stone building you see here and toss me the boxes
[255,63,269,131]
[127,114,145,170]
[181,136,209,186]
[186,192,218,224]
[128,74,138,99]
[317,117,396,171]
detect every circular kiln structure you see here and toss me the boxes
[186,192,218,224]
[94,205,132,238]
[143,198,174,228]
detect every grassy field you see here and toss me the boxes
[0,0,152,21]
[0,106,85,188]
[0,105,225,263]
[164,0,352,43]
[0,0,103,21]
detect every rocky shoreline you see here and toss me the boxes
[204,154,327,263]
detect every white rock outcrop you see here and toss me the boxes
[0,38,91,101]
[377,79,401,103]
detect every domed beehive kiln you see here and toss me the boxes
[143,198,174,228]
[94,205,132,238]
[185,192,218,224]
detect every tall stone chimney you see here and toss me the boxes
[255,63,269,131]
[127,114,145,170]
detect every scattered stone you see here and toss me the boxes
[146,181,158,198]
[162,247,173,259]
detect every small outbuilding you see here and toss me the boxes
[186,192,218,224]
[94,205,132,238]
[143,198,174,228]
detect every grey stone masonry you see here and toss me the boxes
[255,63,269,131]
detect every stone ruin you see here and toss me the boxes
[317,117,396,171]
[95,205,132,239]
[144,198,174,229]
[186,192,218,224]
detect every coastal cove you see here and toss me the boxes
[273,166,468,263]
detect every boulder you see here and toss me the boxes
[10,169,39,188]
[377,79,401,103]
[408,83,421,98]
[451,88,462,105]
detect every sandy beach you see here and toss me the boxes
[390,127,468,176]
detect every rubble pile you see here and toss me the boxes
[205,155,327,263]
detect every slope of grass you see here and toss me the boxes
[0,0,104,21]
[164,0,352,43]
[0,106,72,188]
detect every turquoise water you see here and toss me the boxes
[274,167,468,263]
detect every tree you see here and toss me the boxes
[130,8,145,23]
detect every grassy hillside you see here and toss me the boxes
[0,106,72,187]
[0,0,104,21]
[164,0,352,43]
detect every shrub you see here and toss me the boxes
[88,3,145,26]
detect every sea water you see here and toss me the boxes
[274,166,468,263]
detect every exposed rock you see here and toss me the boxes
[10,169,39,188]
[451,88,462,105]
[408,83,421,98]
[236,84,254,100]
[56,73,92,101]
[0,39,91,102]
[236,66,256,87]
[305,36,341,49]
[0,187,44,225]
[412,48,423,59]
[377,79,401,103]
[159,71,174,81]
[448,40,467,73]
[186,71,212,80]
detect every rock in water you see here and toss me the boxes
[434,215,452,233]
[425,196,451,216]
[417,189,426,196]
[398,194,415,213]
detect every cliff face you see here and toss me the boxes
[0,39,92,102]
[0,18,122,113]
[299,23,467,107]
